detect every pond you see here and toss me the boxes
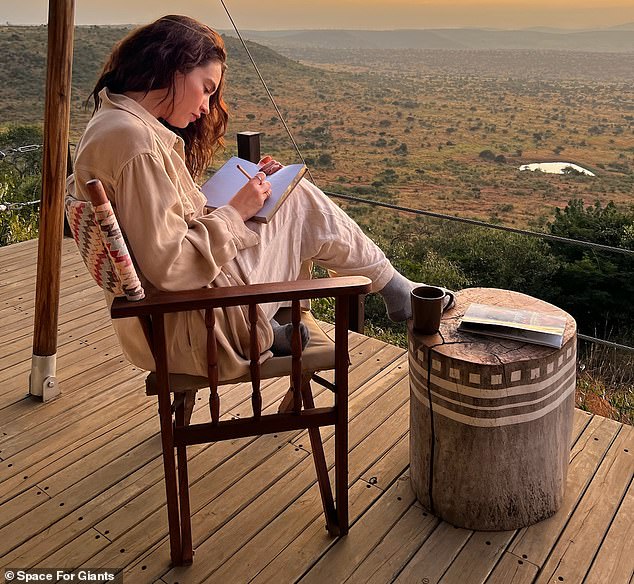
[519,162,595,176]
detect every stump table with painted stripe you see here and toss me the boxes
[408,287,577,531]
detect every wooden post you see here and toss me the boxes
[30,0,75,401]
[348,294,364,334]
[237,131,261,163]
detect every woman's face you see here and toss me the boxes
[164,60,223,128]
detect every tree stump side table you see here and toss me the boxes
[408,288,577,531]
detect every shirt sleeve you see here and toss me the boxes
[112,152,258,291]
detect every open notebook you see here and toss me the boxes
[201,156,307,223]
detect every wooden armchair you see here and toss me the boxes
[65,179,371,567]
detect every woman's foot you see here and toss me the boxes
[380,272,455,322]
[270,319,310,355]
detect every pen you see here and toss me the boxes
[236,164,253,181]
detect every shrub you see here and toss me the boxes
[478,149,496,161]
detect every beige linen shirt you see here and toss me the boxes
[68,89,274,379]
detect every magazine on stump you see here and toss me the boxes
[459,303,567,348]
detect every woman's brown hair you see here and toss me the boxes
[90,15,229,179]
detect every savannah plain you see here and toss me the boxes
[1,25,633,230]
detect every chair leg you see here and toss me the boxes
[174,397,194,565]
[300,374,338,534]
[278,387,295,413]
[184,390,196,426]
[334,422,349,536]
[157,397,183,565]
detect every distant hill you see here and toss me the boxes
[230,27,634,53]
[0,25,314,133]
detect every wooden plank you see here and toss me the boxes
[345,504,440,583]
[0,335,127,426]
[0,386,154,501]
[571,408,593,447]
[0,433,162,558]
[0,326,122,405]
[0,279,103,332]
[135,372,411,583]
[0,352,132,433]
[0,237,38,259]
[584,480,634,584]
[360,432,410,490]
[0,319,117,383]
[1,266,95,313]
[484,552,539,584]
[534,424,632,584]
[0,485,52,530]
[314,335,404,387]
[188,402,412,584]
[2,289,105,348]
[0,426,252,570]
[52,379,311,574]
[297,476,417,584]
[0,251,83,292]
[393,522,472,583]
[0,374,278,520]
[0,243,41,269]
[509,415,623,566]
[352,403,408,487]
[245,417,412,584]
[1,267,100,318]
[438,530,517,584]
[34,528,110,569]
[2,311,111,369]
[1,352,136,435]
[37,417,162,499]
[86,440,307,580]
[0,367,146,460]
[94,422,284,541]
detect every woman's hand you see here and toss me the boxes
[258,155,284,175]
[228,171,272,221]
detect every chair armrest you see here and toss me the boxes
[110,275,371,319]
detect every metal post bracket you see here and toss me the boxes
[29,354,61,402]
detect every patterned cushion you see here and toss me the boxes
[65,195,145,301]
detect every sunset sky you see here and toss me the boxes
[2,0,633,30]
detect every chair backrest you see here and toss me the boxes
[65,180,145,301]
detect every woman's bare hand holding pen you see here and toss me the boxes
[258,155,284,175]
[228,166,272,221]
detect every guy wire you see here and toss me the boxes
[218,0,316,183]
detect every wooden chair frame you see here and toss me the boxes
[110,260,370,566]
[66,176,370,567]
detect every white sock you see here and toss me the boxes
[379,272,418,322]
[379,273,453,322]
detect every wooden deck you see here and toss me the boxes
[1,238,632,584]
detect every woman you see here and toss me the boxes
[68,14,452,379]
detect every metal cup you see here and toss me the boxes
[411,286,446,334]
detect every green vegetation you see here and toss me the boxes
[0,125,42,246]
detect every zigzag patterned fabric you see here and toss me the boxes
[65,195,145,301]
